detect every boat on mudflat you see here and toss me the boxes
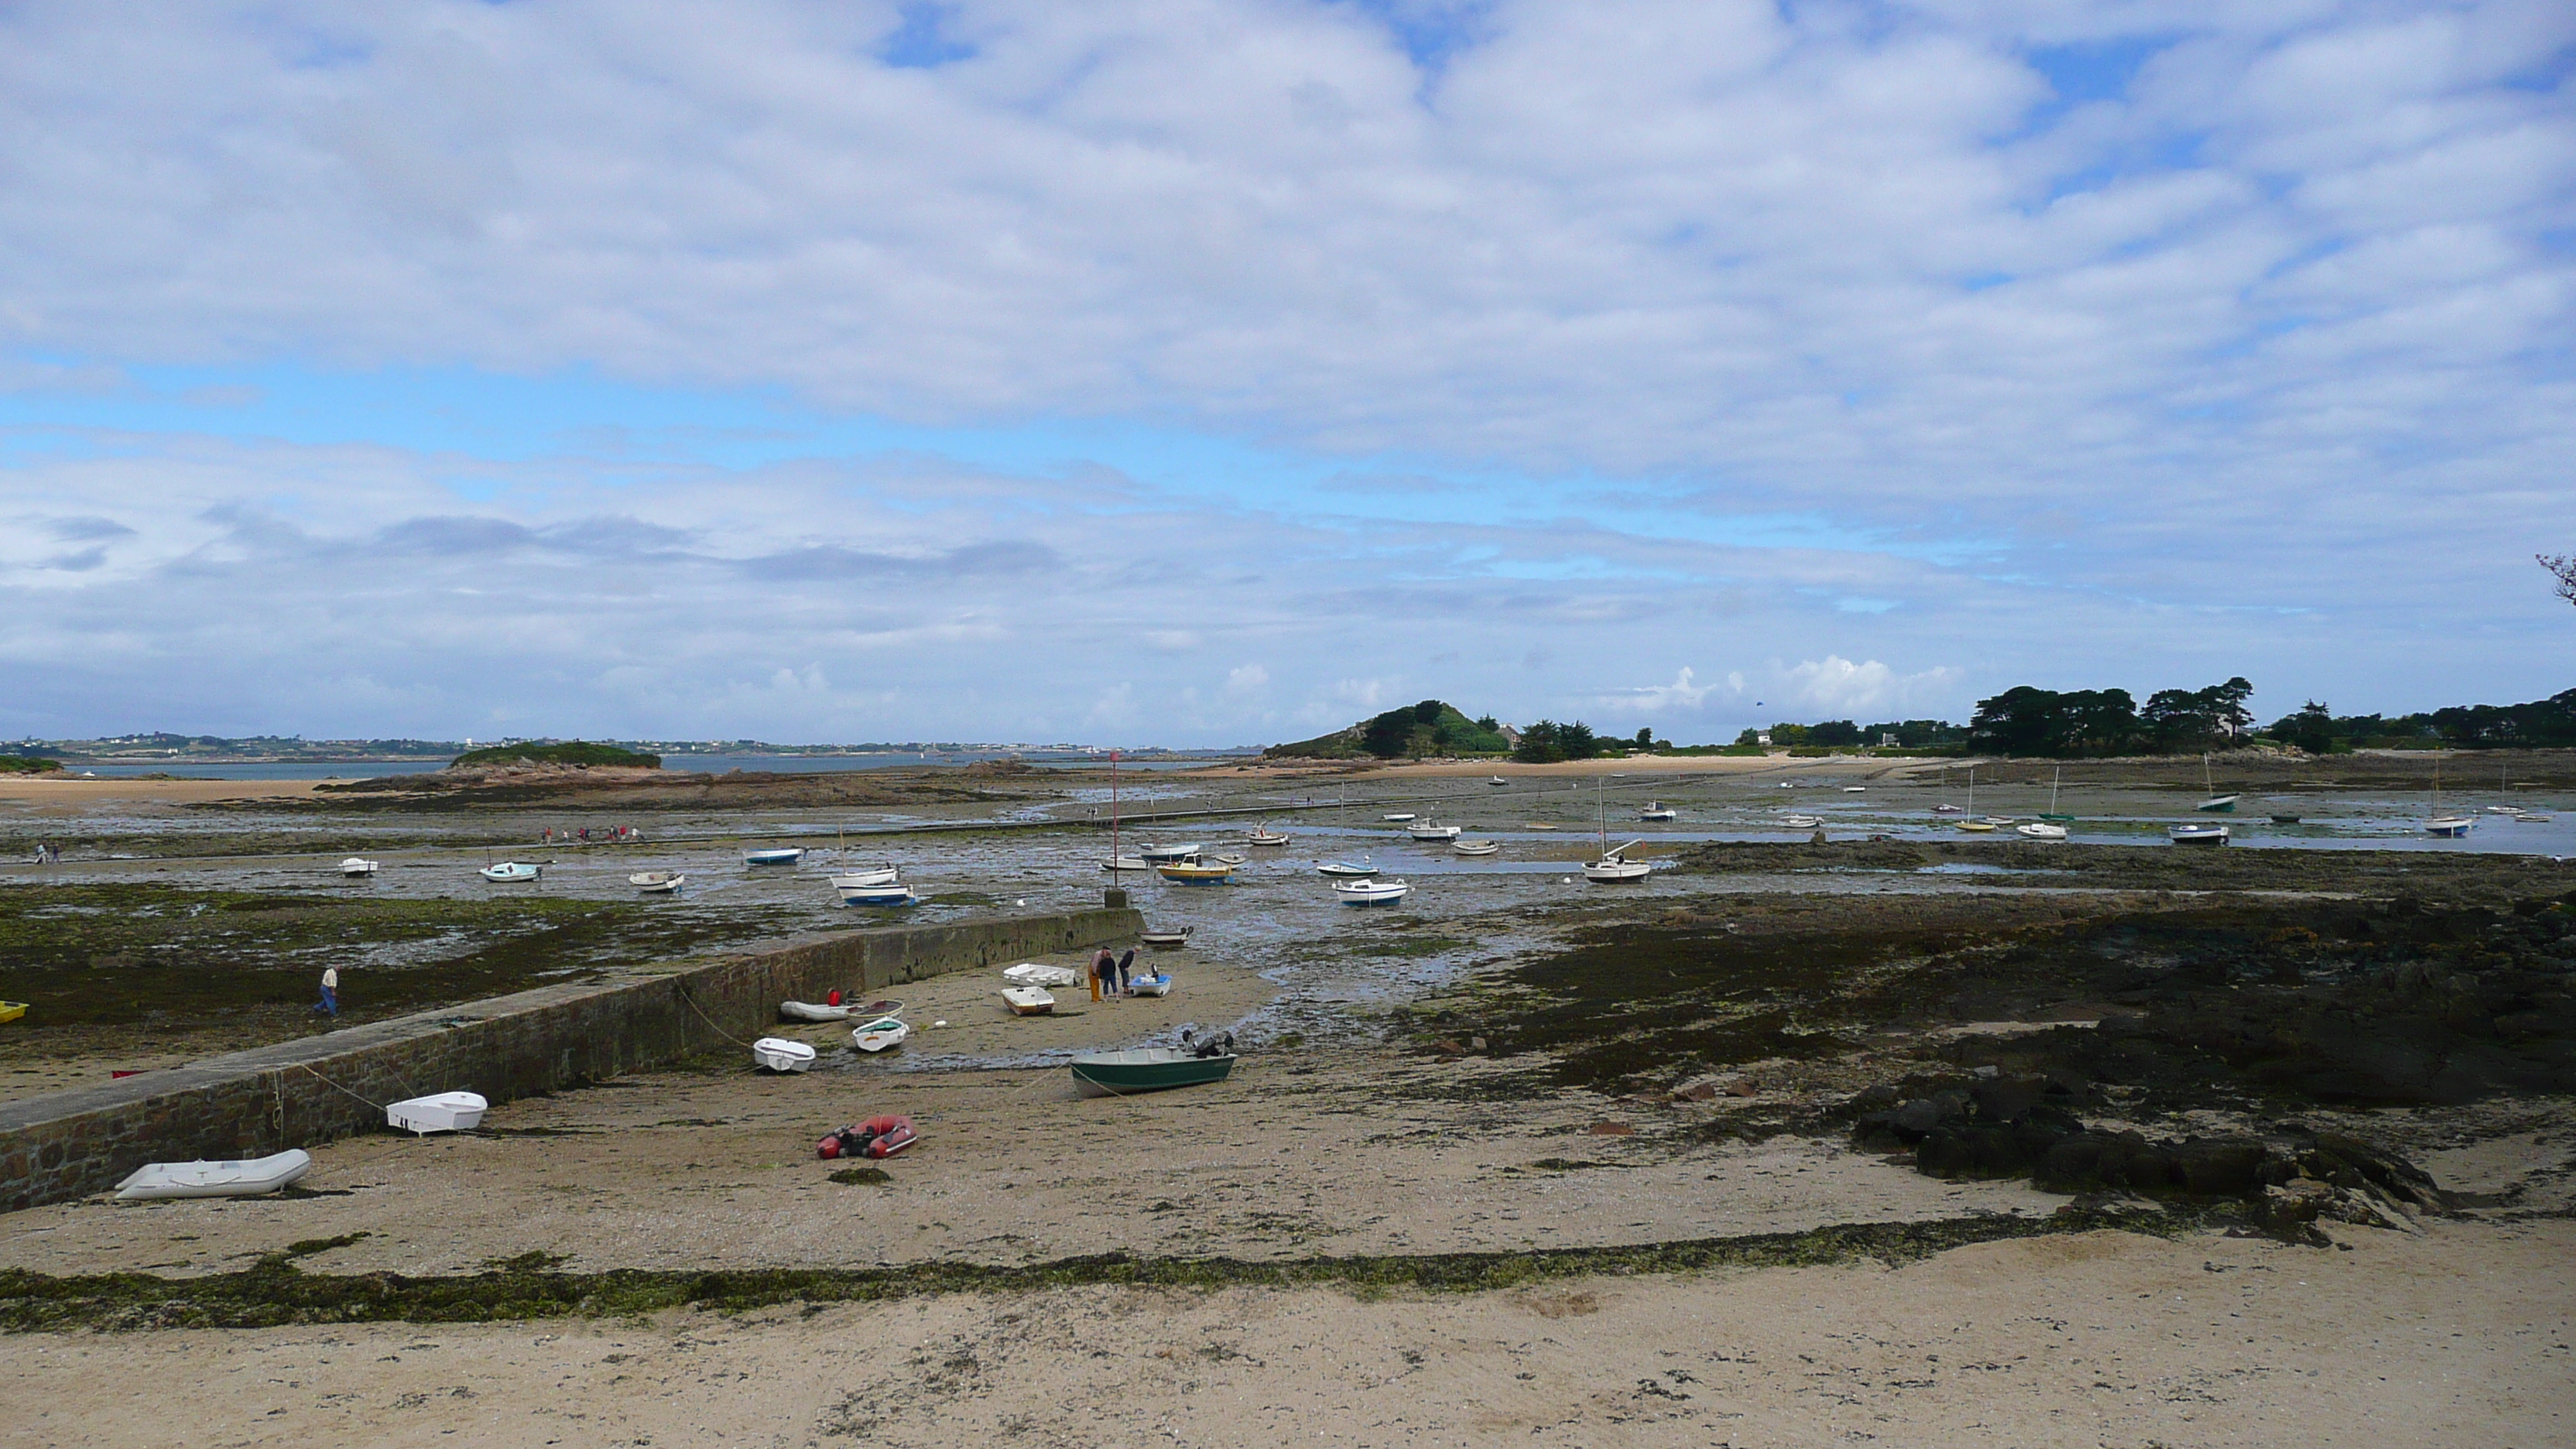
[1451,839,1499,856]
[479,862,540,882]
[115,1150,312,1202]
[1156,858,1235,885]
[851,1016,910,1053]
[744,846,807,866]
[1333,877,1411,905]
[1245,826,1290,847]
[1140,927,1192,948]
[1316,859,1378,878]
[1070,1043,1236,1098]
[2168,822,2231,845]
[752,1037,817,1073]
[1002,985,1057,1016]
[339,857,379,877]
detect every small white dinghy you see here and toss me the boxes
[1002,985,1057,1016]
[1002,963,1081,988]
[1245,827,1290,847]
[1100,855,1152,872]
[836,879,916,906]
[635,872,686,895]
[339,857,379,877]
[2015,822,2069,840]
[1128,971,1173,997]
[851,1016,911,1052]
[780,999,853,1022]
[830,865,899,889]
[1334,877,1411,905]
[387,1091,490,1135]
[744,846,807,866]
[115,1149,313,1202]
[479,862,540,883]
[1451,839,1500,856]
[752,1037,817,1073]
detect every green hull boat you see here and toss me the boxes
[1070,1047,1237,1098]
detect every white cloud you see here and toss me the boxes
[1779,656,1963,718]
[1596,666,1716,716]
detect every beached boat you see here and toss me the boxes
[2168,822,2231,845]
[1001,985,1057,1016]
[1140,927,1192,948]
[2194,755,2238,812]
[835,877,916,906]
[1333,877,1411,904]
[2015,822,2068,841]
[744,846,806,866]
[851,1016,910,1053]
[1127,971,1173,998]
[115,1149,312,1202]
[781,999,850,1022]
[1981,816,2017,826]
[828,865,898,889]
[0,1002,24,1024]
[1156,858,1235,884]
[1780,814,1822,829]
[1137,842,1203,862]
[1380,813,1416,823]
[386,1091,489,1134]
[1488,776,1509,786]
[339,857,379,877]
[478,862,540,882]
[1070,1045,1236,1098]
[752,1037,817,1072]
[1954,820,1996,834]
[2514,811,2554,823]
[636,873,685,895]
[1246,826,1291,847]
[1002,964,1080,988]
[817,1115,916,1160]
[1316,859,1378,878]
[1932,803,1965,815]
[629,870,680,887]
[1100,855,1151,872]
[1451,839,1500,856]
[2039,767,2074,822]
[1639,802,1677,821]
[1842,786,1867,793]
[1407,820,1462,841]
[2424,816,2475,838]
[1212,852,1249,865]
[1584,850,1652,883]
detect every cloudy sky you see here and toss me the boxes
[2,1,2569,747]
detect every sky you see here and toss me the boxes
[2,0,2570,748]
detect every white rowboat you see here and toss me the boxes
[386,1091,489,1134]
[852,1017,911,1052]
[829,865,898,889]
[752,1037,817,1072]
[1451,839,1500,856]
[2015,822,2068,841]
[1334,877,1411,905]
[1002,985,1056,1015]
[339,857,379,877]
[479,862,540,882]
[744,847,806,866]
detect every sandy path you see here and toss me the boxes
[2,1220,2562,1447]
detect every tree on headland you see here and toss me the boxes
[1512,719,1604,763]
[2543,553,2576,607]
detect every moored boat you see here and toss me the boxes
[1070,1043,1236,1097]
[752,1037,817,1073]
[1488,776,1508,786]
[1001,985,1057,1015]
[338,857,379,877]
[1780,814,1822,829]
[114,1150,313,1202]
[744,846,807,866]
[1316,859,1378,878]
[1451,839,1500,855]
[1954,820,1996,834]
[1137,842,1203,862]
[835,877,916,906]
[2424,816,2475,838]
[851,1016,910,1053]
[1381,813,1416,823]
[386,1091,488,1134]
[1140,927,1192,948]
[1245,826,1291,847]
[637,873,686,895]
[1639,802,1677,821]
[1156,858,1235,884]
[1333,876,1411,904]
[1100,855,1151,872]
[1407,820,1462,841]
[2015,822,2068,840]
[2168,822,2231,845]
[828,865,898,889]
[478,862,540,882]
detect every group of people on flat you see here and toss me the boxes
[540,824,639,843]
[1091,945,1144,997]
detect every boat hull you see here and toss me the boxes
[1070,1049,1236,1098]
[114,1150,313,1202]
[386,1091,489,1134]
[752,1037,817,1072]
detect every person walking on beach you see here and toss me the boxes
[315,966,339,1017]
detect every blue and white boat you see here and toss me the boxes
[744,846,806,866]
[478,862,540,882]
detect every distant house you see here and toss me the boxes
[1497,724,1523,748]
[1756,731,1773,747]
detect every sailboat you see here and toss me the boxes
[1101,750,1149,870]
[1583,797,1652,882]
[2194,755,2239,813]
[1316,786,1375,877]
[2039,766,2074,822]
[2425,755,2474,837]
[1954,766,1995,831]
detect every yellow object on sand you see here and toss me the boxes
[0,1002,26,1023]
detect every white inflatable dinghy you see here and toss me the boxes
[779,999,852,1022]
[386,1091,489,1135]
[114,1149,312,1202]
[1001,963,1080,988]
[752,1037,817,1072]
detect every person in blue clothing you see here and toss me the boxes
[315,966,339,1016]
[1115,947,1137,995]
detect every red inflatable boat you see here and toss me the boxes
[817,1115,916,1160]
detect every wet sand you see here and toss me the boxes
[1,1220,2564,1447]
[0,776,324,811]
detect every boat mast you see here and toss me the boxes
[1111,750,1120,867]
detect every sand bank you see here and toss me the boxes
[0,776,323,810]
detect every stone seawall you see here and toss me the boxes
[0,906,1139,1212]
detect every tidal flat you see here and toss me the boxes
[2,754,2572,1445]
